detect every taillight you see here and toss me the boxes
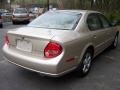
[5,34,10,46]
[44,42,63,58]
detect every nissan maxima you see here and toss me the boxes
[3,10,119,77]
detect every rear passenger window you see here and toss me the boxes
[87,14,102,31]
[98,14,110,28]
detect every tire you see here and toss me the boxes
[76,50,92,77]
[25,20,30,24]
[0,23,3,28]
[27,20,30,24]
[111,35,118,48]
[12,21,16,25]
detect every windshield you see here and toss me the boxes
[28,11,81,30]
[14,8,27,13]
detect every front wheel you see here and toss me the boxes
[76,50,92,77]
[111,35,118,48]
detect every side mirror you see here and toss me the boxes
[111,20,119,26]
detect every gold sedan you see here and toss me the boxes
[3,10,119,77]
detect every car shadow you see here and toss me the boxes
[13,22,30,25]
[18,67,81,83]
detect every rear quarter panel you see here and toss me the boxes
[52,31,93,73]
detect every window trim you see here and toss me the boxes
[87,13,103,31]
[97,13,111,29]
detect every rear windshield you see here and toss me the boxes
[28,11,81,30]
[14,8,27,13]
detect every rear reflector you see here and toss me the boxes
[44,42,62,58]
[5,34,10,46]
[66,58,75,62]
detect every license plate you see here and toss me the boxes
[16,40,32,52]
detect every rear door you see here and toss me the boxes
[87,13,107,55]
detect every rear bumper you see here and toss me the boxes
[4,57,75,77]
[12,18,29,22]
[3,44,74,77]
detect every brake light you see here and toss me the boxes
[5,34,10,46]
[44,42,63,58]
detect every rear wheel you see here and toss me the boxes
[76,50,92,77]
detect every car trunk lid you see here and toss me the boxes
[7,27,54,57]
[7,26,80,57]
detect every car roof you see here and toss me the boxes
[52,10,101,15]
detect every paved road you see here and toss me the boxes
[0,24,120,90]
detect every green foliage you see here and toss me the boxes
[13,0,47,4]
[105,12,120,23]
[2,0,120,22]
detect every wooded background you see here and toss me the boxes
[0,0,120,21]
[0,0,120,11]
